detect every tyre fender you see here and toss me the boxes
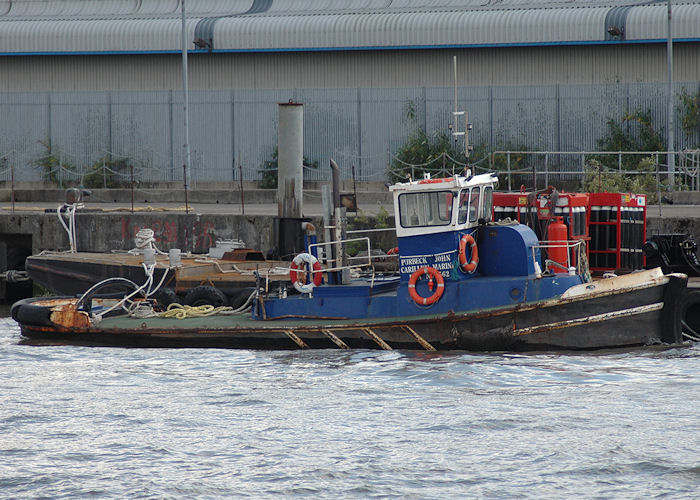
[184,286,228,307]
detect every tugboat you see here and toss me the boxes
[11,171,688,351]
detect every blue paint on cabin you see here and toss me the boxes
[255,224,583,321]
[253,173,586,322]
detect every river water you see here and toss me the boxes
[1,313,699,499]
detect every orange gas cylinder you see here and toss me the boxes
[547,216,569,273]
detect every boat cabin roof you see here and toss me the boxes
[390,172,499,238]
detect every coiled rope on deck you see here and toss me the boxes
[160,303,234,319]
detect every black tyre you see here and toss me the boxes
[681,289,700,337]
[14,302,53,327]
[153,287,180,308]
[229,287,255,309]
[184,286,227,307]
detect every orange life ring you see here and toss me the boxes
[387,247,399,255]
[290,252,323,293]
[459,233,479,273]
[408,266,445,306]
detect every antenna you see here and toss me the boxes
[450,56,473,160]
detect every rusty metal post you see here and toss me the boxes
[277,101,303,218]
[352,164,357,206]
[238,157,245,215]
[130,163,135,213]
[10,162,15,214]
[330,159,340,209]
[183,162,189,214]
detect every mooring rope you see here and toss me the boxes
[159,303,234,319]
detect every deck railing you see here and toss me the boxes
[531,240,588,277]
[489,150,700,192]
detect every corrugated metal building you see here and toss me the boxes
[1,0,699,182]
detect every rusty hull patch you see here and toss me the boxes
[49,303,91,329]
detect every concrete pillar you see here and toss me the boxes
[277,101,303,217]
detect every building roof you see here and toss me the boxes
[1,0,699,55]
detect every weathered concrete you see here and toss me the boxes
[669,191,700,205]
[0,188,394,211]
[0,195,697,259]
[0,210,323,256]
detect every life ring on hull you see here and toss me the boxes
[458,233,479,274]
[290,252,323,294]
[408,266,445,306]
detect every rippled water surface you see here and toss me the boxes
[1,314,699,499]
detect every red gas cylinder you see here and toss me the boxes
[547,216,569,273]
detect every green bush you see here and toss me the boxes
[583,157,661,203]
[82,157,132,189]
[388,129,467,183]
[679,88,700,146]
[259,147,319,189]
[593,109,665,171]
[34,140,73,184]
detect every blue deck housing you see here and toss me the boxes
[255,223,584,321]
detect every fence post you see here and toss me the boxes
[618,151,622,173]
[10,162,15,214]
[507,152,512,191]
[130,163,135,213]
[544,154,549,187]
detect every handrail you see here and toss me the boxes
[489,150,699,191]
[531,240,588,276]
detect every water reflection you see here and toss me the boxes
[0,316,698,498]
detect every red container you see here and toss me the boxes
[588,192,646,272]
[546,216,569,272]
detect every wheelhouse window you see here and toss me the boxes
[399,191,454,228]
[482,186,493,223]
[457,188,481,224]
[468,189,481,222]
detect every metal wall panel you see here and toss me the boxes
[4,43,698,93]
[3,1,699,54]
[1,0,669,20]
[1,82,698,184]
[627,4,700,40]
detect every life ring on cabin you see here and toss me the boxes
[289,252,323,294]
[458,233,479,273]
[408,266,445,306]
[387,247,399,255]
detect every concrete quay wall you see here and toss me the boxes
[1,210,697,259]
[0,211,324,256]
[0,194,697,264]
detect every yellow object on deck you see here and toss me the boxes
[160,303,233,319]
